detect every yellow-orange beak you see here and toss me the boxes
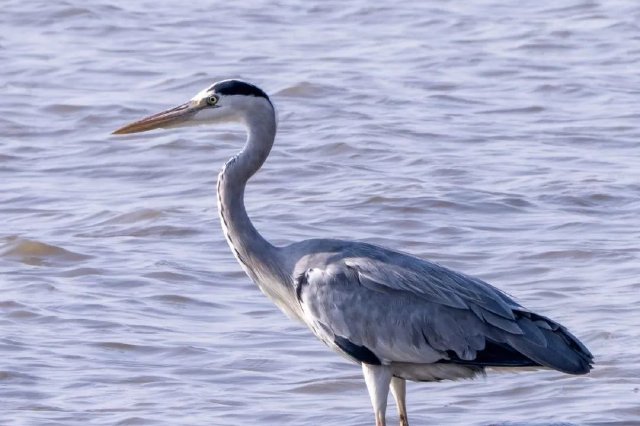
[112,101,200,135]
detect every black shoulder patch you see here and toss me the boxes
[294,272,307,302]
[334,335,381,365]
[210,80,270,100]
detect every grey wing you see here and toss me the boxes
[295,251,592,375]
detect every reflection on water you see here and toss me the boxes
[1,1,639,424]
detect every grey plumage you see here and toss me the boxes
[113,79,593,426]
[292,240,592,376]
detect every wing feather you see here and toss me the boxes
[295,243,592,374]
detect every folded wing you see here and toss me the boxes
[295,244,592,375]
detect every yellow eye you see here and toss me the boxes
[206,95,219,106]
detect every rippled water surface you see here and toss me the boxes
[2,1,639,425]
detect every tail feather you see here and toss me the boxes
[444,309,594,373]
[506,311,593,374]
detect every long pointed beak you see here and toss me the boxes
[112,101,201,135]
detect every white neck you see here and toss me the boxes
[216,101,285,290]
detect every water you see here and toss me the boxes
[1,1,639,424]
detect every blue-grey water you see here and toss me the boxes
[1,1,639,425]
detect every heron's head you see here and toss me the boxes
[113,79,272,135]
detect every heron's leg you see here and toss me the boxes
[362,363,392,426]
[390,376,409,426]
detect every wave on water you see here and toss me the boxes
[0,236,91,266]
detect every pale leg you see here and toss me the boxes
[390,376,409,426]
[362,363,392,426]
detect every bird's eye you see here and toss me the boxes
[206,95,219,106]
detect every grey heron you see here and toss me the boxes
[113,79,593,426]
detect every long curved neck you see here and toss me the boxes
[216,104,283,286]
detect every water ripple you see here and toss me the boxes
[1,1,638,425]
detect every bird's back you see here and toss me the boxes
[285,238,593,376]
